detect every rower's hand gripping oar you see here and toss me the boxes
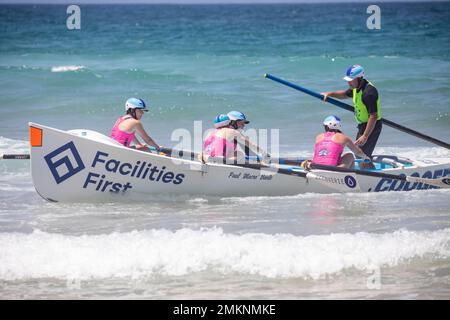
[264,73,450,150]
[149,146,199,160]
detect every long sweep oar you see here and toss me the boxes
[265,73,450,150]
[0,149,188,160]
[153,146,198,160]
[239,161,450,190]
[1,154,30,159]
[0,149,187,161]
[310,163,450,189]
[229,162,359,192]
[0,148,276,162]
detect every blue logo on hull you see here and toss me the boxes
[344,175,357,188]
[44,141,85,184]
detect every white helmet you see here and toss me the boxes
[214,114,231,128]
[227,110,249,124]
[323,115,342,130]
[125,98,148,112]
[343,64,364,81]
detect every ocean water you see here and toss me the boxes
[1,3,450,300]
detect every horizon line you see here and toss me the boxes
[1,0,449,4]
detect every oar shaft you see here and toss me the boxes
[234,162,307,178]
[310,163,450,189]
[381,118,450,149]
[1,154,30,159]
[311,163,405,180]
[265,73,354,112]
[150,146,198,160]
[233,160,448,189]
[265,73,450,150]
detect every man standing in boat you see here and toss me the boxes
[321,65,382,169]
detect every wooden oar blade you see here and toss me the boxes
[406,176,450,189]
[310,163,450,190]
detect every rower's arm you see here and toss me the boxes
[364,113,377,138]
[321,90,349,101]
[134,122,159,149]
[355,113,377,146]
[235,132,270,158]
[345,137,370,160]
[131,135,144,147]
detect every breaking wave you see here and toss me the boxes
[0,228,448,281]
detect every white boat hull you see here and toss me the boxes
[29,123,450,202]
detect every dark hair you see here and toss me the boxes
[126,108,137,120]
[324,125,341,133]
[230,120,239,130]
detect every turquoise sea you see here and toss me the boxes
[0,3,450,299]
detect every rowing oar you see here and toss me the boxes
[153,147,286,164]
[151,146,198,160]
[0,147,196,161]
[238,161,450,190]
[0,148,195,161]
[264,73,450,150]
[231,162,362,192]
[310,163,450,189]
[0,149,290,163]
[1,154,30,159]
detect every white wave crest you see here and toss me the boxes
[51,65,85,73]
[374,146,450,159]
[0,137,29,154]
[0,228,448,281]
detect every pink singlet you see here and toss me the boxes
[110,116,135,147]
[203,130,237,158]
[312,132,344,166]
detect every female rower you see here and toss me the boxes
[202,111,270,163]
[310,115,370,169]
[110,98,160,151]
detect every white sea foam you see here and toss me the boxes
[0,137,29,155]
[0,228,448,281]
[50,65,85,73]
[0,183,33,192]
[374,146,450,160]
[186,198,209,204]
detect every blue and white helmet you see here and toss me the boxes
[227,110,249,124]
[343,64,365,81]
[214,114,231,128]
[323,115,342,130]
[125,98,148,112]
